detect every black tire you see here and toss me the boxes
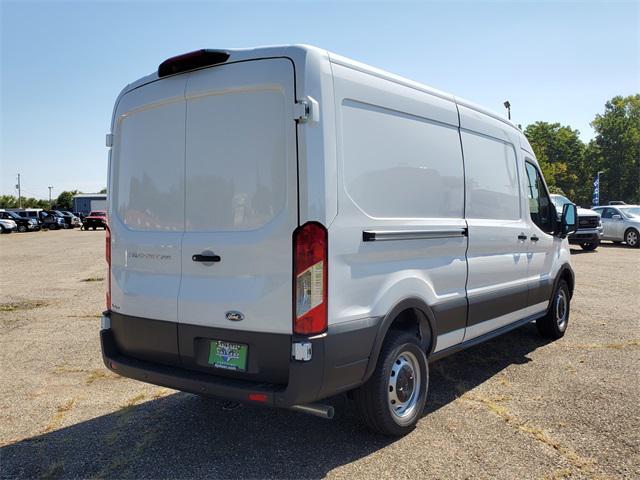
[0,226,7,234]
[624,228,639,248]
[17,225,27,233]
[92,226,96,231]
[536,279,570,339]
[354,330,428,436]
[580,241,599,251]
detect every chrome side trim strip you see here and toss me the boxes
[362,228,467,242]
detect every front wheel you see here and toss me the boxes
[580,241,599,251]
[354,330,428,436]
[537,280,570,339]
[625,228,639,248]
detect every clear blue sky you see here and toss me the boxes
[1,1,638,199]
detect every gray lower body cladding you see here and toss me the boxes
[101,312,380,406]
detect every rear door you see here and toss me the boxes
[110,75,187,322]
[177,58,298,335]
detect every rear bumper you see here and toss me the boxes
[569,228,602,243]
[100,312,379,407]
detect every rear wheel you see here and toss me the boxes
[625,228,639,248]
[536,279,570,339]
[17,225,27,233]
[354,330,428,436]
[580,241,599,251]
[92,226,96,231]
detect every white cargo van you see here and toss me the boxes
[102,45,578,436]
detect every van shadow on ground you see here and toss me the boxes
[2,324,551,479]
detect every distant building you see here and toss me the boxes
[73,193,107,215]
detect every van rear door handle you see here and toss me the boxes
[517,233,528,241]
[192,254,221,262]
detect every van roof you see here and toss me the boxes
[116,44,529,150]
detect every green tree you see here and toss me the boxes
[524,122,587,203]
[590,94,640,204]
[54,190,79,210]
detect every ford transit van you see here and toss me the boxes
[101,45,578,436]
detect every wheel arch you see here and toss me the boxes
[362,297,436,384]
[553,263,575,300]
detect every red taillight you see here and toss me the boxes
[105,227,111,310]
[293,222,328,335]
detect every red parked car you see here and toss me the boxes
[82,211,108,230]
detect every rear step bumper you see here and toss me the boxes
[100,314,380,407]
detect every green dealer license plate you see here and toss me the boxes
[208,340,248,371]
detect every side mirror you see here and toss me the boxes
[612,214,622,220]
[559,203,577,238]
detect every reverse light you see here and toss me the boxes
[293,222,328,335]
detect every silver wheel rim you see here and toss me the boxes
[555,289,568,331]
[388,350,421,424]
[627,230,638,246]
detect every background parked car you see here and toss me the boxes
[550,194,602,251]
[39,211,66,230]
[592,205,640,248]
[0,211,40,232]
[82,211,108,230]
[10,208,43,226]
[0,218,17,233]
[58,211,82,228]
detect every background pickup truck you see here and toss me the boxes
[82,211,108,230]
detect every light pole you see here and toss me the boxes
[48,186,54,209]
[503,100,511,120]
[15,174,21,208]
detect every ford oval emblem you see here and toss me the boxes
[225,311,244,322]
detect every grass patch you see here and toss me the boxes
[42,399,76,433]
[462,393,597,476]
[86,369,119,385]
[0,300,48,312]
[81,276,104,282]
[572,339,640,350]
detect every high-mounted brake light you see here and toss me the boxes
[105,226,111,310]
[293,222,328,335]
[158,49,230,78]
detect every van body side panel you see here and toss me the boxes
[459,105,532,340]
[177,59,298,335]
[330,62,468,354]
[110,75,187,323]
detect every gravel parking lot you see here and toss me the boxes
[1,230,638,479]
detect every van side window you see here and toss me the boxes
[462,133,520,220]
[525,162,555,233]
[341,100,464,219]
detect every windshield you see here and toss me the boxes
[5,211,21,219]
[620,207,640,218]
